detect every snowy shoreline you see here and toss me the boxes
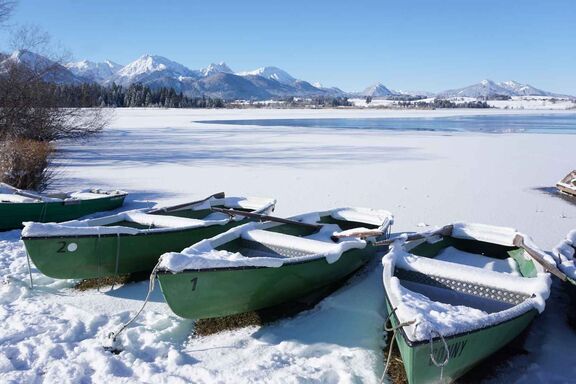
[108,106,576,123]
[1,108,575,383]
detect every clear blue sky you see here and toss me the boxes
[1,0,575,93]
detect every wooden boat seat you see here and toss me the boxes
[434,246,519,274]
[240,229,339,259]
[126,212,209,229]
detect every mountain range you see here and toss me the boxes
[1,50,572,100]
[436,79,568,98]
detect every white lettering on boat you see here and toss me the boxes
[428,340,467,365]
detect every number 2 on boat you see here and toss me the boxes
[57,241,67,253]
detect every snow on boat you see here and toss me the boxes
[381,223,552,384]
[156,207,393,319]
[552,230,576,285]
[21,193,276,279]
[0,182,127,231]
[556,170,576,197]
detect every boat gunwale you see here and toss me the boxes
[155,246,372,274]
[20,196,276,240]
[0,191,128,206]
[383,286,538,348]
[20,221,237,240]
[383,229,547,347]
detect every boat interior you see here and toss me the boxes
[215,212,380,259]
[395,236,536,314]
[103,200,257,229]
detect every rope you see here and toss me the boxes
[96,229,102,292]
[428,328,450,383]
[26,251,34,289]
[106,260,161,348]
[39,202,47,222]
[380,307,416,383]
[111,233,121,290]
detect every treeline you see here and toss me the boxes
[51,83,226,108]
[283,96,352,107]
[397,98,490,109]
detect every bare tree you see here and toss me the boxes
[0,61,107,141]
[0,5,109,189]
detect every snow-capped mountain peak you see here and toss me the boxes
[438,79,515,98]
[6,49,56,71]
[65,59,122,82]
[117,54,193,77]
[362,82,394,97]
[438,79,560,98]
[238,66,297,85]
[201,62,233,77]
[480,79,496,86]
[1,50,85,85]
[107,54,199,86]
[497,80,550,96]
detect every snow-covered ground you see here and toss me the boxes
[350,96,576,110]
[1,108,575,383]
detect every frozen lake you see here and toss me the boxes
[200,113,576,133]
[2,108,575,383]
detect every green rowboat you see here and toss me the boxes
[21,194,275,279]
[157,207,394,319]
[553,230,576,285]
[381,223,552,384]
[0,182,127,231]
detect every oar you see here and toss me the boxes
[372,225,454,247]
[211,207,324,230]
[147,192,226,214]
[513,235,569,282]
[0,182,46,201]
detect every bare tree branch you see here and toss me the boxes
[0,0,16,26]
[0,14,107,189]
[9,24,50,52]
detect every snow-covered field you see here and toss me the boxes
[1,108,576,383]
[350,96,576,110]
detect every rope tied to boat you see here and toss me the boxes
[105,259,161,353]
[380,307,416,384]
[428,328,450,383]
[96,228,101,292]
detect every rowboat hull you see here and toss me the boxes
[158,247,374,319]
[384,297,537,384]
[0,194,126,231]
[556,170,576,197]
[557,184,576,197]
[22,221,240,279]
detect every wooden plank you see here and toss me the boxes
[373,225,453,247]
[210,207,323,230]
[148,192,226,214]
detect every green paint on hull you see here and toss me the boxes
[158,247,375,319]
[0,194,126,231]
[384,299,536,384]
[384,234,545,383]
[23,221,241,279]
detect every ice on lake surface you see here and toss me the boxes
[200,113,576,133]
[1,108,576,383]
